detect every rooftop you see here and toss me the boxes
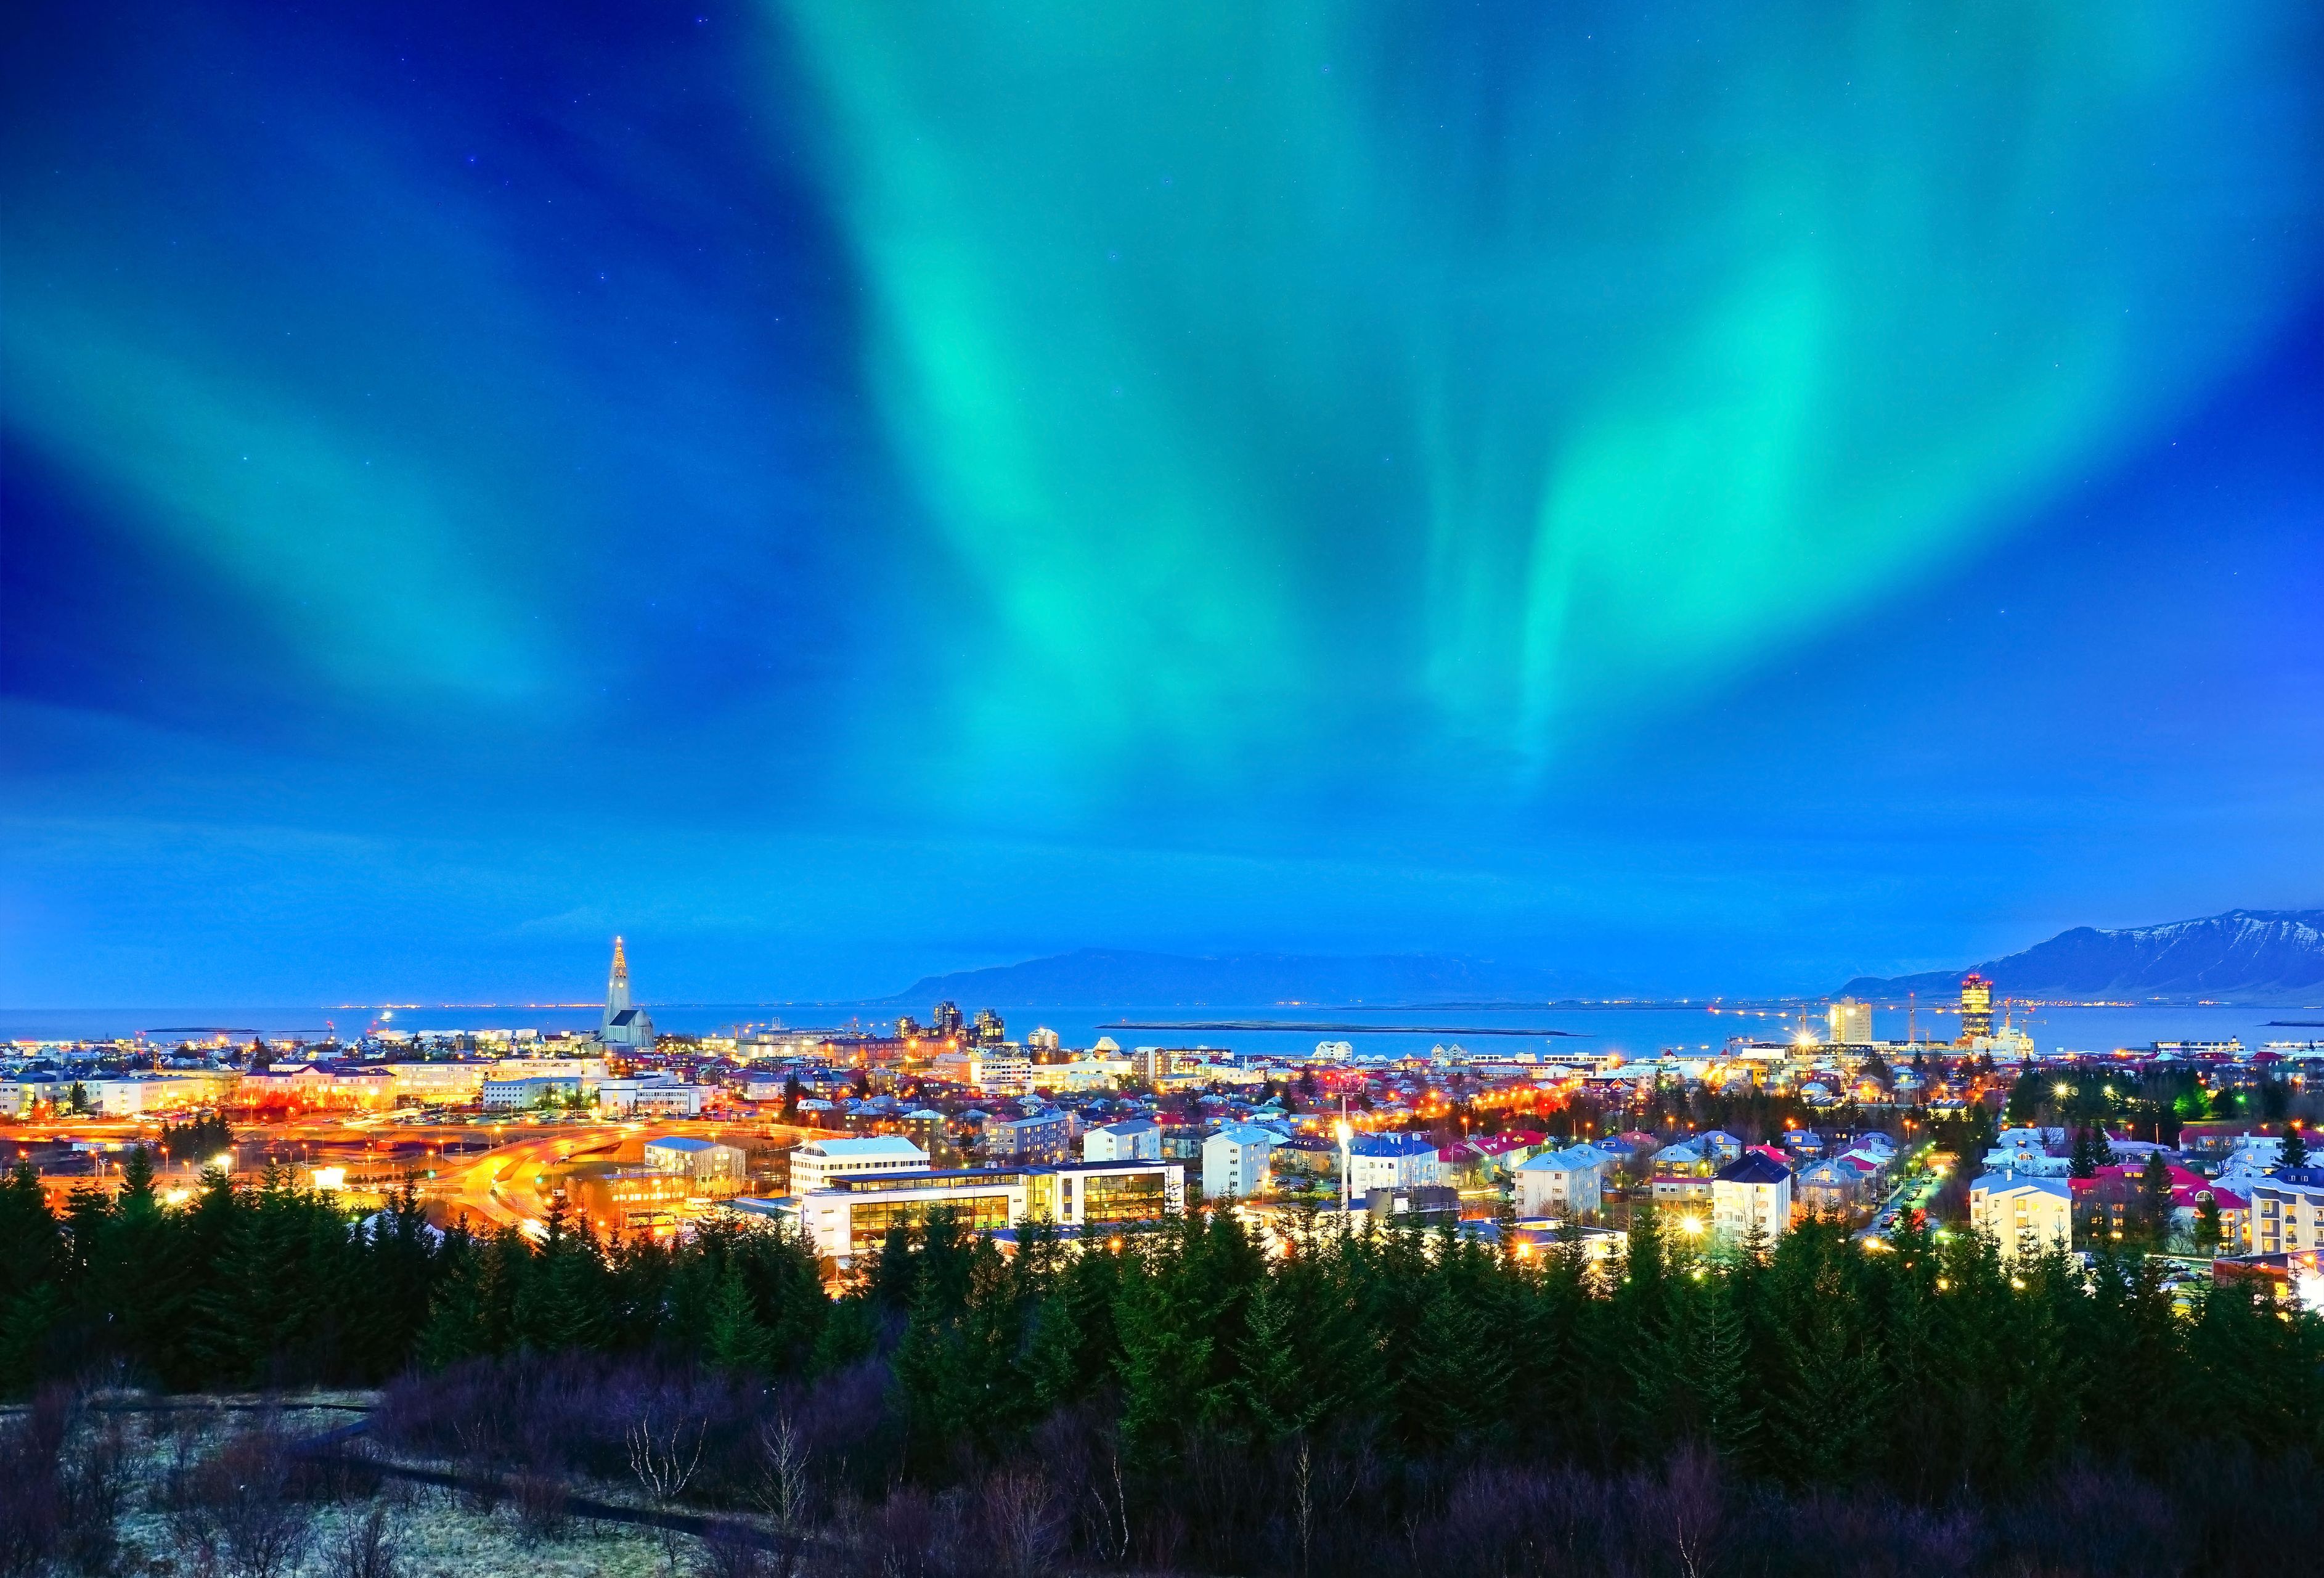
[801,1135,928,1159]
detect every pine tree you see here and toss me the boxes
[1402,1257,1512,1450]
[1772,1256,1888,1486]
[892,1271,971,1468]
[2069,1127,2101,1179]
[2137,1152,2174,1243]
[1685,1272,1761,1465]
[2281,1122,2309,1170]
[2195,1193,2223,1251]
[2005,1070,2044,1126]
[705,1261,778,1372]
[0,1161,62,1304]
[1022,1282,1087,1412]
[0,1163,63,1394]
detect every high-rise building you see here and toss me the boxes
[1827,998,1873,1046]
[971,1007,1008,1047]
[599,936,656,1050]
[930,1001,964,1039]
[1957,973,1993,1044]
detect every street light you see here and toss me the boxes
[1334,1114,1353,1222]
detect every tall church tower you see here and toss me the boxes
[600,936,654,1049]
[606,936,632,1013]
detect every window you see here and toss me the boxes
[851,1195,1014,1237]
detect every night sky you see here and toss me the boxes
[4,2,2320,1005]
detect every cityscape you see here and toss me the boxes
[4,934,2323,1572]
[7,2,2324,1576]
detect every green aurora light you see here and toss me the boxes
[777,1,2322,785]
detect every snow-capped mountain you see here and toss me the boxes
[1841,909,2324,1001]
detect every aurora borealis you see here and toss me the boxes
[4,2,2322,1004]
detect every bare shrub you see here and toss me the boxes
[693,1522,772,1578]
[748,1412,814,1578]
[325,1505,403,1578]
[842,1486,963,1578]
[974,1468,1062,1578]
[1434,1462,1626,1578]
[0,1389,67,1578]
[1650,1445,1724,1578]
[451,1416,505,1512]
[509,1469,571,1543]
[1138,1502,1185,1577]
[55,1404,133,1577]
[165,1426,317,1578]
[630,1409,707,1578]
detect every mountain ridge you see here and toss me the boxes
[1840,908,2324,1002]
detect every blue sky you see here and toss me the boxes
[4,1,2320,1005]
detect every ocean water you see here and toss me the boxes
[5,1001,2320,1060]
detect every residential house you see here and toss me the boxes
[984,1110,1073,1165]
[1345,1133,1444,1195]
[1711,1153,1793,1242]
[1514,1145,1608,1220]
[2249,1166,2324,1257]
[1970,1172,2073,1263]
[1083,1119,1162,1163]
[1794,1158,1867,1217]
[1203,1124,1279,1200]
[1698,1131,1745,1163]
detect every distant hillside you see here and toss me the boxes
[1840,909,2324,1002]
[876,949,1615,1008]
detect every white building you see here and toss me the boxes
[1345,1133,1443,1195]
[383,1061,495,1102]
[1984,1128,2071,1177]
[778,1159,1183,1265]
[1202,1124,1278,1200]
[642,1135,748,1189]
[494,1055,610,1085]
[1970,1172,2073,1263]
[237,1065,396,1110]
[481,1075,582,1111]
[595,1076,709,1116]
[1084,1119,1162,1163]
[2249,1171,2324,1257]
[0,1079,68,1117]
[1711,1153,1793,1243]
[788,1135,930,1196]
[971,1054,1034,1097]
[1048,1159,1188,1232]
[91,1073,234,1115]
[1030,1057,1131,1092]
[1514,1145,1608,1219]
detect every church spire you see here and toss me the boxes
[606,936,631,1013]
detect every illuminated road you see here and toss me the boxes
[11,1112,838,1228]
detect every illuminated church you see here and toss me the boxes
[599,936,656,1050]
